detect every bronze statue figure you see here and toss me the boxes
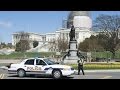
[69,25,75,41]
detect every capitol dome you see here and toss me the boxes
[67,11,91,28]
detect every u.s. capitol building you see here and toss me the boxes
[12,11,96,52]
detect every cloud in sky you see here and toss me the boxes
[0,21,12,28]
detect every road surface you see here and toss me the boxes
[1,68,120,79]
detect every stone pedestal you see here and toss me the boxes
[63,40,79,64]
[87,52,91,62]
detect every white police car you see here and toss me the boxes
[8,57,75,79]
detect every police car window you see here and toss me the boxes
[44,59,56,65]
[25,59,34,65]
[36,59,46,65]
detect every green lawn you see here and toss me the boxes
[0,51,120,59]
[91,51,120,59]
[0,52,56,59]
[69,63,120,70]
[1,51,120,70]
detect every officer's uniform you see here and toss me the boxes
[77,59,85,75]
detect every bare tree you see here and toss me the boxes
[93,14,120,58]
[78,35,104,52]
[18,31,29,40]
[15,39,30,52]
[56,36,69,52]
[48,39,57,52]
[49,36,69,52]
[15,31,30,53]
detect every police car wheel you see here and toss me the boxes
[52,70,62,79]
[17,69,26,77]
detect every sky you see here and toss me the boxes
[0,11,120,43]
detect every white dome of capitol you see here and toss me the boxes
[68,11,90,21]
[73,16,92,29]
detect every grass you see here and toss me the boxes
[91,51,120,59]
[0,52,56,59]
[69,63,120,70]
[0,51,120,59]
[0,51,120,70]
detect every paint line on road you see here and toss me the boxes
[1,74,4,79]
[0,74,4,79]
[100,76,112,79]
[0,74,2,79]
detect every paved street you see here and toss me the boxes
[1,68,120,79]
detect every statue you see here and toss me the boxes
[69,25,75,41]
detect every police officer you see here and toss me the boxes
[77,59,85,75]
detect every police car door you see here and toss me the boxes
[24,59,36,73]
[35,59,47,73]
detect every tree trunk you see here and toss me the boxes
[112,51,115,59]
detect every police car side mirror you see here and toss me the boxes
[56,62,59,64]
[54,62,59,64]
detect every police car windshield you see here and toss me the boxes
[44,59,56,65]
